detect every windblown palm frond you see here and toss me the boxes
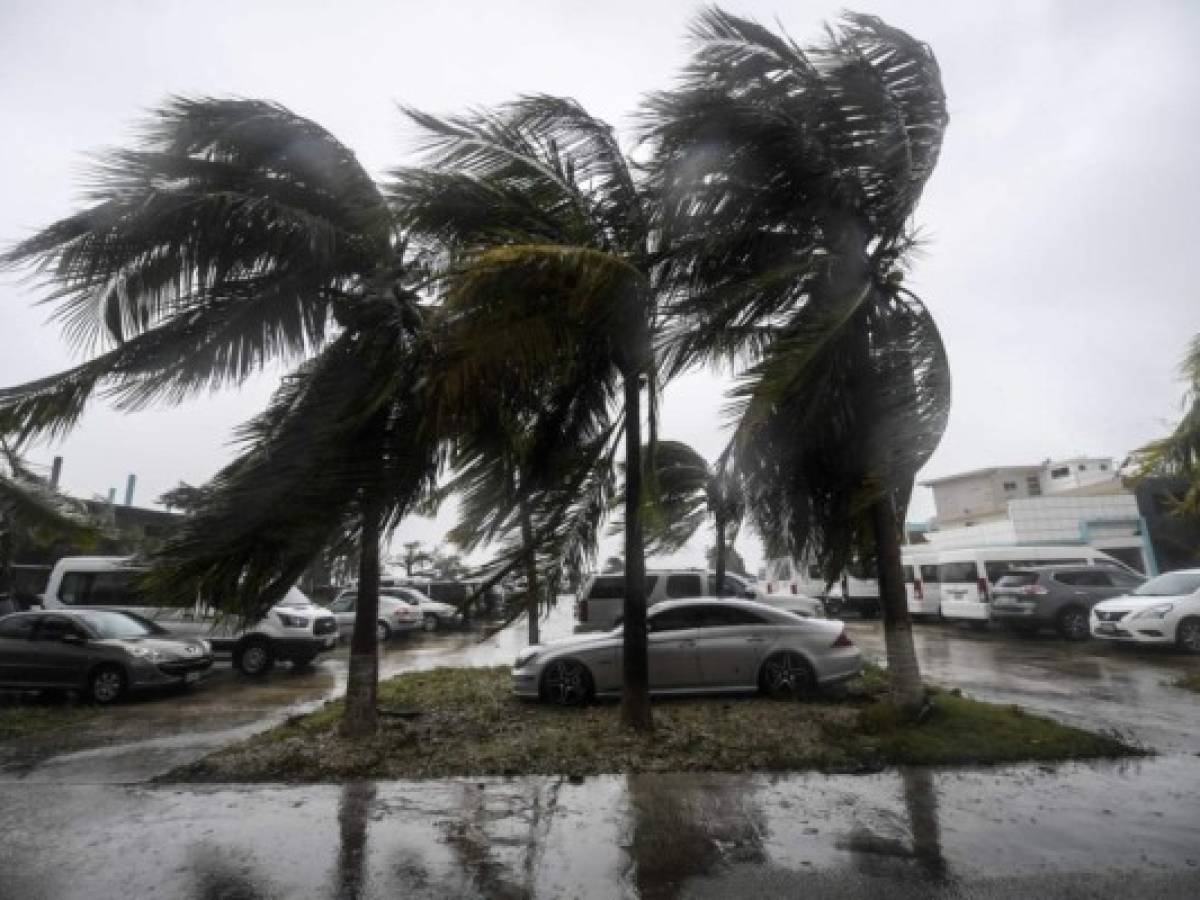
[1,98,395,439]
[146,296,443,618]
[1128,334,1200,518]
[0,438,104,544]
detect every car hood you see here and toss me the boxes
[1094,593,1191,612]
[530,631,619,655]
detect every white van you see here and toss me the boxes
[903,551,942,617]
[937,546,1129,625]
[40,556,339,675]
[763,557,830,598]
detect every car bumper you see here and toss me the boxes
[1090,617,1173,644]
[129,656,214,688]
[990,604,1043,622]
[391,620,421,633]
[511,667,540,698]
[907,597,941,616]
[274,636,337,659]
[816,648,863,685]
[941,599,990,621]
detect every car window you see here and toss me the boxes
[919,565,940,583]
[984,560,1085,583]
[73,610,159,639]
[902,565,915,583]
[0,616,36,639]
[693,605,767,628]
[939,562,978,583]
[665,574,704,599]
[588,575,661,600]
[705,574,746,595]
[34,616,84,641]
[647,607,696,633]
[57,569,147,607]
[330,597,354,613]
[996,572,1039,588]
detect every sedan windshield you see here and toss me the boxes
[73,610,161,639]
[1133,572,1200,597]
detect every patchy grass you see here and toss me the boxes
[0,697,96,741]
[166,665,1142,783]
[1171,672,1200,693]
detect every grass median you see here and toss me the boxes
[165,665,1142,782]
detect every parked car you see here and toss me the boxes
[936,546,1133,626]
[765,555,882,618]
[575,569,823,631]
[516,598,860,705]
[1091,569,1200,653]
[0,608,213,703]
[327,590,422,640]
[991,565,1147,639]
[39,556,338,676]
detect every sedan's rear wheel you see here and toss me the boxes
[1176,617,1200,655]
[89,665,126,705]
[540,659,594,706]
[1056,607,1090,641]
[422,614,439,633]
[759,651,816,699]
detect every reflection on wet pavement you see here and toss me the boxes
[2,602,1200,897]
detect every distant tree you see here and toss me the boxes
[1129,334,1200,521]
[158,482,207,513]
[706,544,747,577]
[399,541,433,577]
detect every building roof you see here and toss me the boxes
[919,465,1040,487]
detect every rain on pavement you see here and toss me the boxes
[1,602,1198,899]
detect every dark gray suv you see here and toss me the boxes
[991,565,1146,640]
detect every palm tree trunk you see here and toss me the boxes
[621,372,653,731]
[341,495,382,737]
[870,493,923,709]
[519,502,540,646]
[714,512,727,597]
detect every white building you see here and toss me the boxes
[918,457,1155,573]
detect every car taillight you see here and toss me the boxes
[915,580,924,600]
[832,631,853,648]
[1021,585,1049,596]
[577,599,588,622]
[977,577,990,602]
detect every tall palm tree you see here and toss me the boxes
[392,96,669,730]
[617,439,744,595]
[645,10,951,708]
[0,97,441,736]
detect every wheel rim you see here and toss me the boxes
[376,622,389,642]
[93,670,122,702]
[423,615,437,632]
[764,653,810,696]
[1180,621,1200,653]
[1063,610,1088,639]
[544,661,588,705]
[243,645,267,673]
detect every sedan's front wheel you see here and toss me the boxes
[89,665,127,705]
[1176,617,1200,655]
[541,659,594,706]
[759,652,816,699]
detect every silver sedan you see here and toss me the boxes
[512,598,862,705]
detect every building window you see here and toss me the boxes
[1078,464,1087,471]
[1003,481,1018,491]
[1050,467,1069,479]
[1027,476,1042,496]
[1099,463,1108,471]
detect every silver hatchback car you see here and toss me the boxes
[513,598,862,704]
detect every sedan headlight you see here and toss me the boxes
[130,646,165,661]
[514,649,540,669]
[277,612,310,628]
[1133,603,1174,620]
[198,639,212,655]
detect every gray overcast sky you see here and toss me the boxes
[2,0,1197,574]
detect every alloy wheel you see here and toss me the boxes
[1178,619,1200,654]
[542,660,591,705]
[1060,609,1089,641]
[91,669,124,704]
[241,644,269,675]
[422,615,438,633]
[762,652,813,698]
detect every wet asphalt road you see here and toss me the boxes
[1,604,1199,898]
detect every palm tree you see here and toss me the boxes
[0,435,104,611]
[617,440,744,595]
[392,96,670,730]
[645,10,951,709]
[1128,334,1200,519]
[0,98,442,736]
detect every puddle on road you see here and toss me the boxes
[2,756,1198,899]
